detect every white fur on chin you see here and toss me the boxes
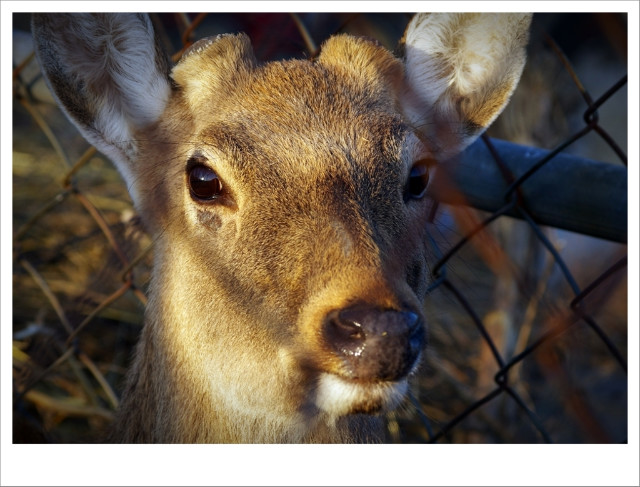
[315,373,408,416]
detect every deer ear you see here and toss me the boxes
[399,13,532,159]
[317,34,403,96]
[171,33,257,112]
[32,13,172,203]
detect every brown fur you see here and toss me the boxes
[32,13,531,443]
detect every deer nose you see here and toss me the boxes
[324,305,425,381]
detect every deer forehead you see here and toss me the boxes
[171,32,403,110]
[188,112,413,191]
[164,40,422,200]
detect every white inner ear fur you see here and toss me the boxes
[75,14,171,205]
[401,13,531,158]
[92,17,169,125]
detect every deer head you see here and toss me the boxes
[32,13,531,442]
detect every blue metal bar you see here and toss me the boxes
[427,138,628,243]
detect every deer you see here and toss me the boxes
[31,12,531,443]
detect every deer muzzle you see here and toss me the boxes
[324,304,425,382]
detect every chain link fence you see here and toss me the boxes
[12,12,628,444]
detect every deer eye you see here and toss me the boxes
[188,163,223,201]
[404,163,429,201]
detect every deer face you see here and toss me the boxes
[136,34,432,416]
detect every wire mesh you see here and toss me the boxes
[12,12,628,444]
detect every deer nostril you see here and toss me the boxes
[405,311,424,355]
[402,310,419,330]
[325,311,366,357]
[323,305,425,381]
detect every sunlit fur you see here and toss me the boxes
[399,13,532,158]
[315,373,409,416]
[32,13,531,443]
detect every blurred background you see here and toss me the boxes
[12,12,628,443]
